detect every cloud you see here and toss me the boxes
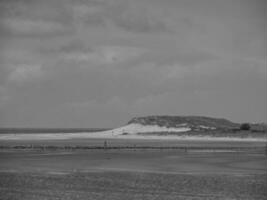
[1,18,72,37]
[0,46,51,86]
[0,86,8,107]
[8,64,43,84]
[61,44,146,65]
[70,0,172,33]
[123,62,192,87]
[67,96,127,110]
[0,0,73,37]
[72,3,106,27]
[99,46,146,63]
[109,6,169,33]
[1,0,267,127]
[60,96,129,127]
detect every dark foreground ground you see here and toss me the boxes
[0,139,266,200]
[1,171,266,200]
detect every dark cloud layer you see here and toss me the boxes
[0,0,266,127]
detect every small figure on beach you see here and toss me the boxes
[104,140,108,149]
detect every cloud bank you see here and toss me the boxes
[0,0,266,127]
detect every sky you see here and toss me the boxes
[0,0,266,128]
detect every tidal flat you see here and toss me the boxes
[0,140,266,200]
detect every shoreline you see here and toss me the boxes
[0,132,266,142]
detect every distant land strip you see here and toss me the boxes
[0,128,110,134]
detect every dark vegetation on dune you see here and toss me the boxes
[128,116,239,128]
[128,116,267,137]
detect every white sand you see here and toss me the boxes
[198,125,216,130]
[100,123,192,135]
[0,123,266,142]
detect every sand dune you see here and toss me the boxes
[0,123,266,141]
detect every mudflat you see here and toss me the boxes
[0,141,266,200]
[1,171,266,200]
[0,149,266,174]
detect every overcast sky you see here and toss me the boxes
[0,0,266,128]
